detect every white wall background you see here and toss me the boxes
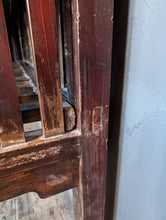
[114,0,166,219]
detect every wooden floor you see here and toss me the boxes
[0,190,74,220]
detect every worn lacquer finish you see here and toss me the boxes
[73,0,114,219]
[0,1,114,219]
[26,0,64,137]
[0,159,79,202]
[0,136,80,178]
[0,0,25,147]
[0,136,80,201]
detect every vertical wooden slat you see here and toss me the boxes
[73,0,114,219]
[0,0,25,147]
[26,0,64,137]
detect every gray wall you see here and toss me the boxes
[114,0,166,219]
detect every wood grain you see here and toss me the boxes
[0,136,80,178]
[0,159,79,202]
[0,136,80,202]
[0,2,114,220]
[0,0,25,147]
[63,101,76,132]
[72,0,114,219]
[26,0,64,137]
[13,62,76,130]
[21,101,76,132]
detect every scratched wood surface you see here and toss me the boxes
[13,62,76,131]
[0,190,74,220]
[0,1,114,219]
[0,0,25,147]
[72,0,114,219]
[0,136,80,202]
[27,0,64,137]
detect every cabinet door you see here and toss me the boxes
[0,0,114,219]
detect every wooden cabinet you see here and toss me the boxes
[0,0,114,219]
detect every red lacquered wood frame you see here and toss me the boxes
[0,0,25,147]
[0,0,114,219]
[26,0,65,137]
[73,1,114,219]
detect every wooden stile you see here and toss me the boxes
[0,0,25,147]
[26,0,64,137]
[73,0,114,219]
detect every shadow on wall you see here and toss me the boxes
[105,0,130,219]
